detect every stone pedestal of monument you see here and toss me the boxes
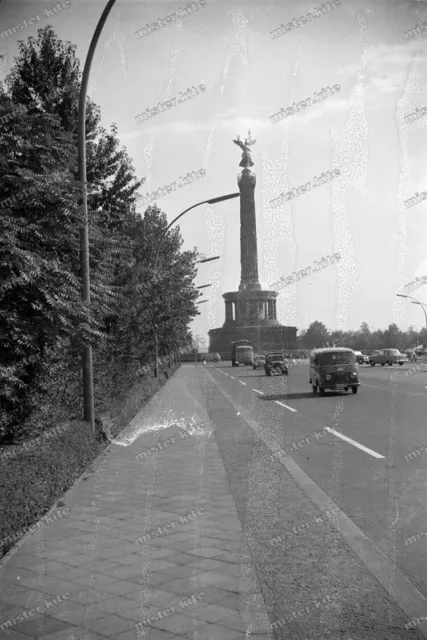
[208,131,297,356]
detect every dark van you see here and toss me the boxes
[309,348,360,395]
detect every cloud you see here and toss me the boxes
[364,43,427,99]
[120,114,270,143]
[119,119,209,142]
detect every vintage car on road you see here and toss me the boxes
[309,348,360,394]
[354,351,369,365]
[369,349,406,366]
[252,355,266,370]
[264,353,288,376]
[405,350,417,362]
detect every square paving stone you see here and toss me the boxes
[111,604,159,623]
[157,564,198,580]
[144,548,178,560]
[148,611,200,635]
[54,555,89,568]
[125,589,178,609]
[193,586,236,605]
[87,613,136,636]
[181,623,244,640]
[221,612,271,633]
[65,589,114,606]
[5,555,42,570]
[0,582,30,598]
[162,552,196,566]
[1,569,40,584]
[111,555,144,566]
[48,566,88,583]
[192,573,241,592]
[100,580,140,597]
[70,572,118,588]
[0,630,34,639]
[141,573,172,588]
[189,558,238,572]
[187,603,239,624]
[1,589,52,608]
[90,560,125,574]
[215,551,247,564]
[39,626,108,640]
[106,566,145,581]
[154,577,199,596]
[215,592,243,613]
[195,537,236,549]
[96,596,152,616]
[25,577,78,597]
[50,603,105,625]
[114,627,176,639]
[185,547,225,559]
[10,614,73,638]
[146,560,181,572]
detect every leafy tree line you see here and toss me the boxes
[298,321,426,351]
[0,26,200,442]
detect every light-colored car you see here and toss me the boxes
[369,349,406,366]
[212,353,221,362]
[354,351,369,365]
[252,356,266,370]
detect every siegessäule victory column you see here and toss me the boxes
[208,132,297,356]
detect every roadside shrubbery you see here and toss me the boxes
[0,26,199,443]
[0,25,197,558]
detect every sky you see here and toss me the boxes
[1,0,427,344]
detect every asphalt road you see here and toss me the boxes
[201,358,427,635]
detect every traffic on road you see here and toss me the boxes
[204,346,427,625]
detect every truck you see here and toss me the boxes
[231,340,253,367]
[236,345,254,366]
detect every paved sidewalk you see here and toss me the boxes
[0,365,274,639]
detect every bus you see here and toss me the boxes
[231,340,252,367]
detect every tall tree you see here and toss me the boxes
[303,321,330,348]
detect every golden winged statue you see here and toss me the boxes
[233,130,256,167]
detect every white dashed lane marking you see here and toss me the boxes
[324,427,385,459]
[275,400,297,413]
[253,389,264,395]
[239,381,247,386]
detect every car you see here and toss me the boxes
[264,353,289,376]
[354,351,369,365]
[405,350,417,362]
[369,349,407,366]
[252,355,266,369]
[212,353,221,362]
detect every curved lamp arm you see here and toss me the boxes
[152,192,239,275]
[397,293,427,332]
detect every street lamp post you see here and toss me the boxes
[78,0,117,433]
[152,192,240,377]
[396,293,427,332]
